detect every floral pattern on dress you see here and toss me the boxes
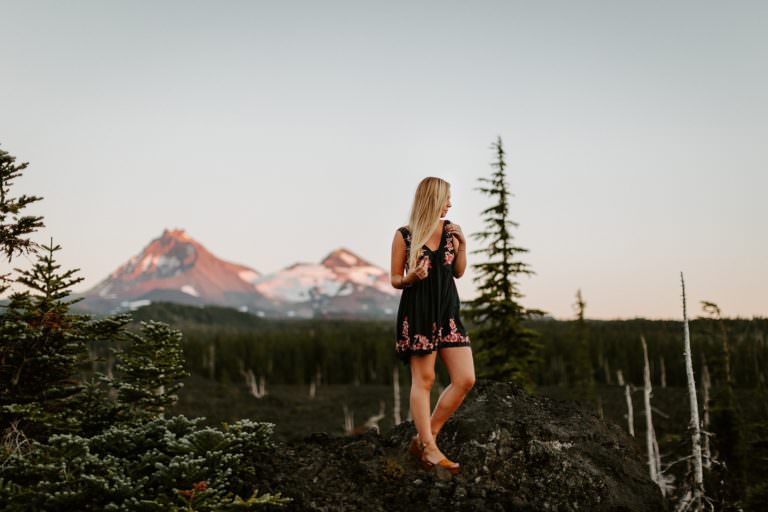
[396,315,470,358]
[396,315,411,352]
[412,334,435,351]
[443,233,455,266]
[402,227,441,272]
[418,250,432,271]
[441,317,471,344]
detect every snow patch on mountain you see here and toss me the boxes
[140,255,152,272]
[238,269,260,284]
[339,251,358,266]
[181,285,199,297]
[98,283,112,298]
[254,263,343,303]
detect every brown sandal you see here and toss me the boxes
[418,440,460,475]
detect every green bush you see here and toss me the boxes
[0,415,292,511]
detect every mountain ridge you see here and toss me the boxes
[77,228,399,319]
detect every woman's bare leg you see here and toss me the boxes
[410,351,437,444]
[430,346,475,439]
[409,351,449,460]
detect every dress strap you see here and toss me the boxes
[398,226,410,244]
[398,226,412,269]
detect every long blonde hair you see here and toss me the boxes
[405,177,450,272]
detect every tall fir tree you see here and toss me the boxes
[464,136,545,391]
[701,301,746,504]
[0,239,129,440]
[571,289,595,402]
[0,145,45,293]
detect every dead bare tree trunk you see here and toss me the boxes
[660,356,667,388]
[616,369,625,386]
[342,403,354,434]
[641,335,664,494]
[361,400,386,434]
[680,272,705,507]
[309,365,321,398]
[258,374,267,397]
[238,359,266,398]
[244,369,258,397]
[625,383,635,437]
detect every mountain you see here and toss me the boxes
[76,228,276,314]
[76,229,400,319]
[248,247,398,316]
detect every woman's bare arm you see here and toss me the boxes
[447,223,467,279]
[452,238,467,278]
[390,230,413,289]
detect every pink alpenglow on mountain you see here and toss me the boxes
[252,248,397,303]
[80,228,269,312]
[78,231,400,319]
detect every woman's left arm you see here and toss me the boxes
[447,223,467,278]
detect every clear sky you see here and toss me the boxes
[1,1,766,320]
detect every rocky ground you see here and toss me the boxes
[247,379,668,511]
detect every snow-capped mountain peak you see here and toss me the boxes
[321,247,371,269]
[84,228,263,305]
[79,232,399,319]
[253,246,397,309]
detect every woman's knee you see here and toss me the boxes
[454,373,476,392]
[412,371,435,389]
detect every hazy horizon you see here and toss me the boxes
[1,1,766,320]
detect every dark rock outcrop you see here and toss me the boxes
[253,379,668,511]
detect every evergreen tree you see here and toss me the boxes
[701,301,746,504]
[0,144,290,508]
[0,145,45,293]
[0,239,129,440]
[112,320,190,420]
[464,136,545,391]
[571,289,595,402]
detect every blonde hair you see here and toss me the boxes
[405,177,450,272]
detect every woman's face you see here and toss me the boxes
[441,191,452,217]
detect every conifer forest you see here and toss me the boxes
[2,140,766,511]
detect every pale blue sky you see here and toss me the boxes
[1,1,766,319]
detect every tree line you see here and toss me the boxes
[120,301,768,393]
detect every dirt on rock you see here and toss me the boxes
[251,379,668,512]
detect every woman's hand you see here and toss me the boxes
[447,223,466,247]
[405,257,430,284]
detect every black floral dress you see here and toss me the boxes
[395,219,471,365]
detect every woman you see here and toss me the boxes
[390,176,476,475]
